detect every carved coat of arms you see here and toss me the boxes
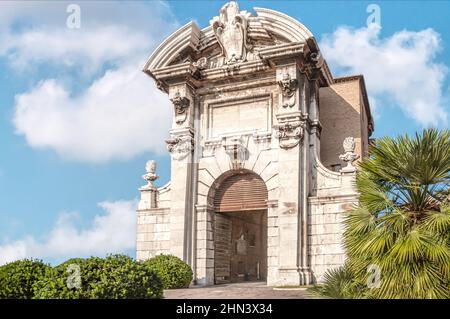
[210,1,251,65]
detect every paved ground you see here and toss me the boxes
[164,281,310,299]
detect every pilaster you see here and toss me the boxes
[194,204,215,286]
[166,83,196,262]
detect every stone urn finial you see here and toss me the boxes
[339,137,360,172]
[142,160,158,189]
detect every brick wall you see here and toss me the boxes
[319,78,370,169]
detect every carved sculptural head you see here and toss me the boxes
[278,73,298,104]
[280,73,292,90]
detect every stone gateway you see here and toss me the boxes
[136,2,374,286]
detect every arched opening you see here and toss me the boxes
[211,171,268,284]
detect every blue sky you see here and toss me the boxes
[0,0,449,265]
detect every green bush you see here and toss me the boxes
[143,254,192,289]
[308,265,368,299]
[33,255,163,299]
[0,259,51,299]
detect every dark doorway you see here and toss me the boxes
[212,172,268,284]
[214,210,267,284]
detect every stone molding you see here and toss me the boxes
[258,42,305,62]
[252,132,272,148]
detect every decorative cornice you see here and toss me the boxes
[143,4,338,90]
[200,59,271,81]
[253,7,313,42]
[143,21,201,71]
[258,42,305,63]
[144,6,315,72]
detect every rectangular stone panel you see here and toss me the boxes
[207,95,271,138]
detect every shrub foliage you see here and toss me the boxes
[33,255,163,299]
[0,259,50,299]
[0,255,191,299]
[143,254,193,289]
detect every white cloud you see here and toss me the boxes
[0,1,176,71]
[0,200,137,265]
[13,66,172,162]
[3,26,149,73]
[320,24,449,126]
[0,1,177,162]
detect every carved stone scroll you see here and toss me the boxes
[165,134,194,160]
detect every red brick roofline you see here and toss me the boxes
[333,75,375,136]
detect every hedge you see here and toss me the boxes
[0,259,51,299]
[33,255,163,299]
[143,254,192,289]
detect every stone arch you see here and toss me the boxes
[207,169,268,210]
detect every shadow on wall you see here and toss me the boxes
[319,85,363,170]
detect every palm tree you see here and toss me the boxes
[311,129,450,299]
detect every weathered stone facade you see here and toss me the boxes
[136,2,373,286]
